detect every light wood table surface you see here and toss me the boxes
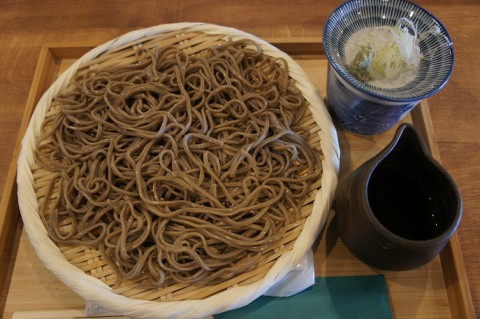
[0,0,478,317]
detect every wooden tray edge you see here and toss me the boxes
[411,102,475,319]
[0,44,60,314]
[0,39,474,319]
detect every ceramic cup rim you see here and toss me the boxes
[323,0,455,103]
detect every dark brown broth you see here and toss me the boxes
[368,153,450,241]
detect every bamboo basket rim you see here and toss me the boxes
[16,22,340,319]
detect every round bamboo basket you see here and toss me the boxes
[17,23,340,319]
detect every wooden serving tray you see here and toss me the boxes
[0,39,475,319]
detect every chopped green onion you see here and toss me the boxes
[349,17,423,82]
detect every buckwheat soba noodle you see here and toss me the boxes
[35,38,322,286]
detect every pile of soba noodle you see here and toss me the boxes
[35,38,322,286]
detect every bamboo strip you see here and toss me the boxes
[31,30,324,303]
[60,245,89,254]
[70,250,102,264]
[78,259,108,272]
[87,267,115,280]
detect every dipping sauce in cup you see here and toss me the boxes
[335,124,462,270]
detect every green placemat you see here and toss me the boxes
[215,276,392,319]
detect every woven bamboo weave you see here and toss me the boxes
[18,23,339,319]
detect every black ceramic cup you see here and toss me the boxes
[335,124,462,270]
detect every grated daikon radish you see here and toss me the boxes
[346,18,425,88]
